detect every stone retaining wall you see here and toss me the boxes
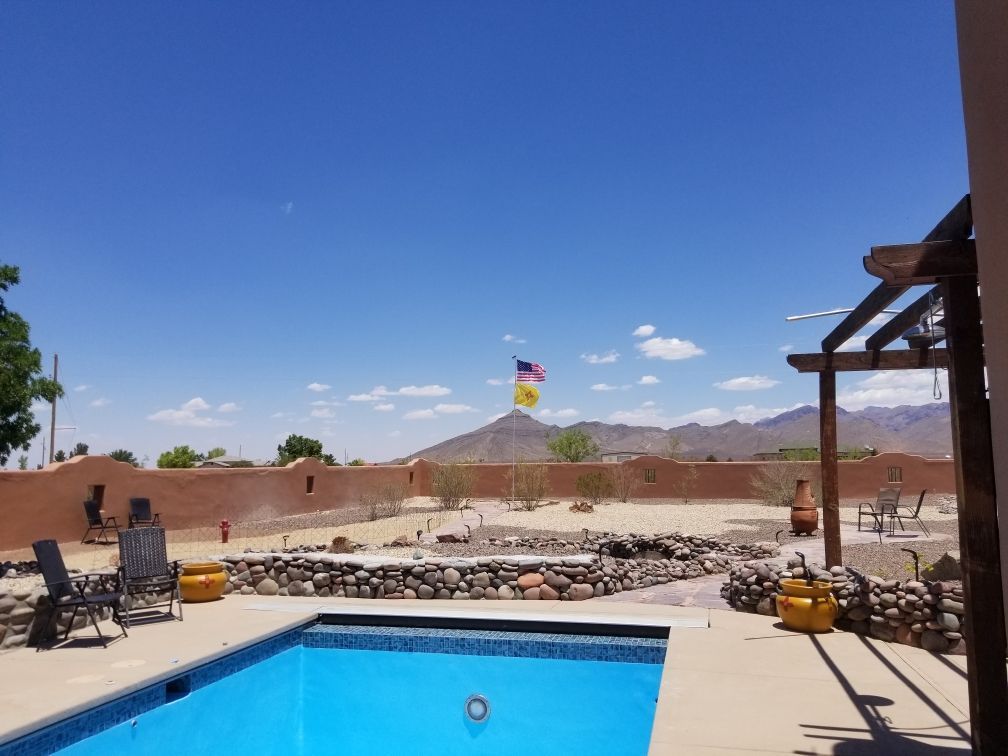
[721,558,967,654]
[1,533,779,650]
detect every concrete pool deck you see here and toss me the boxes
[0,596,972,754]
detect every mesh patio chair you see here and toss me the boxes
[32,539,127,649]
[128,497,161,528]
[891,489,931,537]
[81,499,121,544]
[858,487,902,540]
[118,527,182,627]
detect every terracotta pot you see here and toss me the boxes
[179,561,227,603]
[775,579,838,632]
[791,479,818,534]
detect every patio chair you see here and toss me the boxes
[32,539,127,648]
[118,527,182,627]
[858,487,902,536]
[891,489,931,537]
[80,499,120,544]
[128,497,161,528]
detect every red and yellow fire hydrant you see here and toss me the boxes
[219,519,230,544]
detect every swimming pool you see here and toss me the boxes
[3,624,666,755]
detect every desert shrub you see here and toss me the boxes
[677,463,700,504]
[432,462,475,511]
[328,535,352,553]
[359,490,383,521]
[610,465,640,503]
[379,481,408,518]
[576,471,613,507]
[507,461,550,511]
[750,462,822,506]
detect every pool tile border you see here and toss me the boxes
[0,623,665,755]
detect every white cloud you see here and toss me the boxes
[310,407,336,418]
[310,399,342,407]
[508,376,516,385]
[633,324,656,338]
[283,201,294,215]
[74,384,90,392]
[487,412,508,423]
[486,378,504,386]
[590,383,629,392]
[637,375,660,385]
[147,398,234,428]
[837,370,949,411]
[581,350,620,365]
[778,344,795,353]
[398,384,452,397]
[217,402,241,413]
[714,375,781,391]
[348,393,378,402]
[502,334,526,344]
[404,409,437,420]
[89,397,111,408]
[30,401,49,414]
[609,404,671,426]
[641,400,656,408]
[433,403,478,414]
[270,411,292,419]
[388,430,401,437]
[837,334,869,352]
[539,408,579,419]
[731,403,808,423]
[635,336,705,361]
[306,382,331,392]
[374,403,395,412]
[674,407,729,425]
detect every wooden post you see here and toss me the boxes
[942,274,1007,754]
[818,370,841,567]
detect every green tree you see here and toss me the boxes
[108,448,139,466]
[546,428,599,462]
[705,454,718,462]
[157,445,202,468]
[69,441,89,458]
[0,265,63,466]
[347,457,366,466]
[275,434,338,466]
[17,454,28,470]
[206,447,227,459]
[53,449,66,462]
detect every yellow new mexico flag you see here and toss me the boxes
[514,383,540,408]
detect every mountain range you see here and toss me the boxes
[405,403,952,462]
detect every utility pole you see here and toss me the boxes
[48,353,58,464]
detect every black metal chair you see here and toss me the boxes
[128,497,161,528]
[81,500,120,544]
[118,527,182,627]
[32,539,127,648]
[891,489,931,537]
[858,487,901,542]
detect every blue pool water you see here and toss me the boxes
[8,625,665,756]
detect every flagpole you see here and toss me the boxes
[512,354,517,502]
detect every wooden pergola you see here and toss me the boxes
[787,194,1006,753]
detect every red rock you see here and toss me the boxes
[517,573,544,589]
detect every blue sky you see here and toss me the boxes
[2,3,964,466]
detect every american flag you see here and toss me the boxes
[516,359,546,382]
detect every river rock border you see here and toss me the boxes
[721,557,967,655]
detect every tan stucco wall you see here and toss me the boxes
[955,0,1008,634]
[0,453,953,551]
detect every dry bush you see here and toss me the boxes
[328,535,352,553]
[379,482,408,518]
[432,462,476,511]
[610,465,640,503]
[359,490,383,521]
[750,462,822,506]
[576,471,614,508]
[678,464,700,504]
[506,461,550,511]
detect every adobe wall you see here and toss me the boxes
[0,453,953,551]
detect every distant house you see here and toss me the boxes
[600,451,648,463]
[194,455,270,468]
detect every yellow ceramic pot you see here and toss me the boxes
[179,562,228,603]
[775,579,838,633]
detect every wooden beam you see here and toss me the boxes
[822,195,971,353]
[787,349,949,373]
[942,274,1008,754]
[864,285,943,351]
[819,371,841,567]
[864,239,977,286]
[821,281,908,353]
